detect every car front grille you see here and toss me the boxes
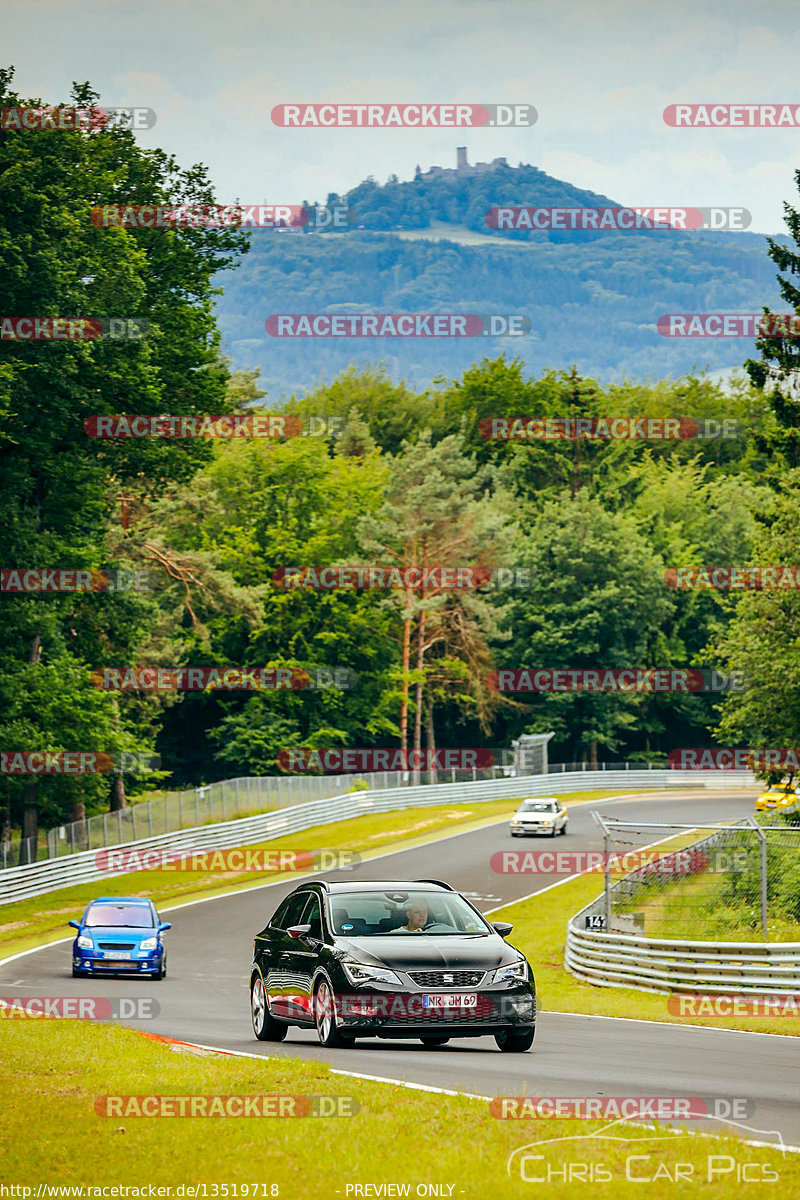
[383,998,497,1026]
[98,942,136,951]
[407,970,485,988]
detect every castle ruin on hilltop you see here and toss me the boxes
[416,147,509,181]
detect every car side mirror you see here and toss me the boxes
[68,920,80,930]
[492,921,513,938]
[287,923,312,940]
[159,922,172,932]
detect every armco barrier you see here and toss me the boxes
[565,923,800,994]
[565,821,800,993]
[0,769,755,906]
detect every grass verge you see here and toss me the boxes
[0,1019,794,1195]
[493,872,800,1035]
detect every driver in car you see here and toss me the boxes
[389,899,428,933]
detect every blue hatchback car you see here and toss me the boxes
[69,896,171,979]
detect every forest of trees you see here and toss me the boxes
[4,67,800,855]
[218,224,784,395]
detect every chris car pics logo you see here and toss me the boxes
[507,1119,783,1184]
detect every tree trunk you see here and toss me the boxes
[412,607,426,785]
[109,773,127,811]
[20,634,43,863]
[20,783,38,864]
[589,739,599,770]
[400,607,411,754]
[426,704,437,785]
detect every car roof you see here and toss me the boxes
[518,797,559,802]
[295,879,454,894]
[90,896,154,905]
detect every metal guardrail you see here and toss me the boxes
[8,767,508,868]
[0,768,754,906]
[565,822,800,993]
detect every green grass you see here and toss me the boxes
[631,871,800,943]
[0,1019,794,1196]
[0,790,635,960]
[493,873,800,1036]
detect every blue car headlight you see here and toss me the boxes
[76,935,93,950]
[490,959,528,985]
[139,937,158,951]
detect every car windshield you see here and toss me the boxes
[85,904,154,928]
[519,801,556,812]
[328,890,491,937]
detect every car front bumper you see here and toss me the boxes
[73,947,163,973]
[333,987,536,1036]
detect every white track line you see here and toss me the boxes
[136,1032,800,1154]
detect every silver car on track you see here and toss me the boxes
[510,798,568,837]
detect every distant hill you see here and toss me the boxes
[214,155,786,398]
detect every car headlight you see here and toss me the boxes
[491,959,528,985]
[341,962,402,987]
[139,937,158,951]
[76,935,93,950]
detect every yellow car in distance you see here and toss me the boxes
[755,782,800,813]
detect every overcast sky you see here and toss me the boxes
[6,0,800,233]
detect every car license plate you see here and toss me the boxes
[422,994,477,1009]
[104,950,131,959]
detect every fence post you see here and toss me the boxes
[131,806,137,840]
[195,788,200,826]
[149,803,154,838]
[758,825,768,940]
[603,823,612,930]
